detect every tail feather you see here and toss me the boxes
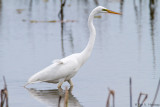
[24,74,40,87]
[24,81,42,87]
[28,73,40,83]
[24,82,30,87]
[25,68,49,87]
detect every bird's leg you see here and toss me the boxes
[57,82,63,88]
[57,79,64,88]
[68,79,73,87]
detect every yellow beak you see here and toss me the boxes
[102,9,122,15]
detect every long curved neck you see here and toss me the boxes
[79,10,96,65]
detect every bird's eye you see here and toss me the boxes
[102,9,108,11]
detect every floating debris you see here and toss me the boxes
[16,9,24,14]
[22,19,26,22]
[29,20,77,23]
[43,0,48,2]
[30,20,56,23]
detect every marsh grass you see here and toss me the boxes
[106,78,160,107]
[151,78,160,107]
[137,92,148,107]
[106,88,115,107]
[0,77,8,107]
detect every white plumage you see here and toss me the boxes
[25,6,121,88]
[28,53,81,84]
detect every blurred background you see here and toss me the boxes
[0,0,160,107]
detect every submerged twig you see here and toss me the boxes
[137,92,148,107]
[129,77,132,107]
[151,78,160,107]
[106,88,115,107]
[0,76,8,107]
[64,87,69,107]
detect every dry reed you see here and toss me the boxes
[0,76,8,107]
[106,88,115,107]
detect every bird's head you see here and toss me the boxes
[94,6,121,15]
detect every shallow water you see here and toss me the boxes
[0,0,160,107]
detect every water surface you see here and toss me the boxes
[0,0,160,107]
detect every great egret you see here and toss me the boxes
[25,6,121,88]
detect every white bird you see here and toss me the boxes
[25,6,121,88]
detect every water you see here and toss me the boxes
[0,0,160,107]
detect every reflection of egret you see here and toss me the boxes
[25,6,121,88]
[26,88,82,107]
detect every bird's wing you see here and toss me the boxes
[28,54,79,84]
